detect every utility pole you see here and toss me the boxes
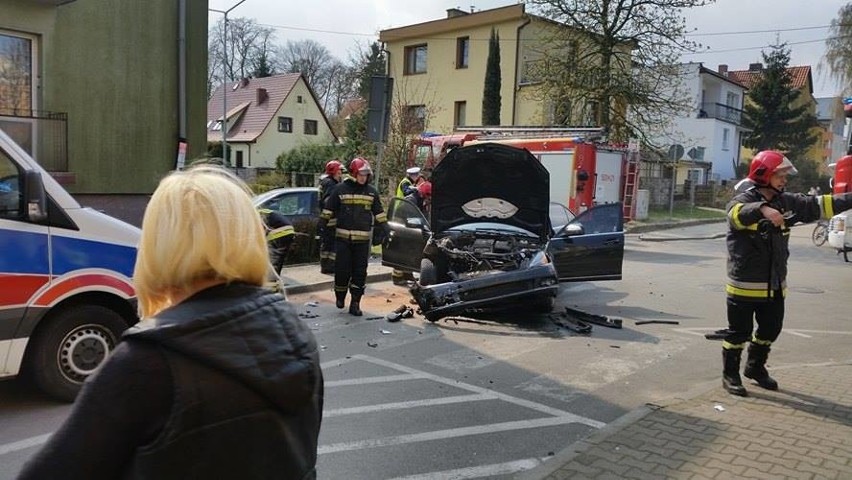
[209,0,247,170]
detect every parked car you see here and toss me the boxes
[253,187,321,263]
[381,142,625,322]
[827,210,852,262]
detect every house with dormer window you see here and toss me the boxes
[206,73,336,170]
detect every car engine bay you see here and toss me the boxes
[429,229,546,279]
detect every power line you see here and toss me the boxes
[257,22,374,37]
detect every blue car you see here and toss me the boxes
[382,142,625,322]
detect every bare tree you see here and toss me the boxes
[524,0,713,143]
[208,17,276,96]
[822,3,852,94]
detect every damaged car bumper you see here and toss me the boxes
[410,264,558,320]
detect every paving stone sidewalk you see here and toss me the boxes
[524,362,852,480]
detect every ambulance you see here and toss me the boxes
[0,128,139,401]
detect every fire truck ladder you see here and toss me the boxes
[455,126,607,142]
[622,149,640,222]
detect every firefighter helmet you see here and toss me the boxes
[349,157,372,176]
[325,160,343,176]
[747,150,797,186]
[417,181,432,197]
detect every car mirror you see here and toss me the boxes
[561,224,584,237]
[406,217,425,229]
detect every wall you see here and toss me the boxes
[45,0,208,193]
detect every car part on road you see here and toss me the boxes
[634,320,681,325]
[548,313,592,335]
[564,307,623,329]
[704,328,735,340]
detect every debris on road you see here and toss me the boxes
[565,307,622,329]
[635,320,681,325]
[367,340,378,348]
[714,404,726,412]
[304,301,319,307]
[380,329,391,335]
[704,329,734,340]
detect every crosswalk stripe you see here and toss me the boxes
[324,393,496,417]
[318,416,589,455]
[385,457,544,480]
[325,373,425,387]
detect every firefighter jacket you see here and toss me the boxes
[259,208,295,273]
[319,177,388,243]
[726,189,852,301]
[319,176,340,209]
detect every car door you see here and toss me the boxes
[547,202,624,281]
[382,197,429,272]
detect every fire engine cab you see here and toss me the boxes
[408,127,640,220]
[0,128,139,401]
[827,154,852,261]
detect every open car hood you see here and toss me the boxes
[431,143,551,239]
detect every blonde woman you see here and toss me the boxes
[19,166,323,479]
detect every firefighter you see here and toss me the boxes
[395,166,421,198]
[722,150,852,396]
[318,158,389,316]
[257,207,295,280]
[318,160,343,274]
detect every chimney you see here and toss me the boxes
[256,88,268,105]
[446,8,468,18]
[718,64,728,76]
[748,63,763,72]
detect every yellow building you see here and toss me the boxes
[378,4,631,135]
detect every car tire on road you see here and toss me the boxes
[24,304,128,402]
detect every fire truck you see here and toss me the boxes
[827,154,852,261]
[407,126,640,220]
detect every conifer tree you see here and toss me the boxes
[742,43,818,164]
[482,28,502,126]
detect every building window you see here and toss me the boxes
[304,119,318,135]
[0,30,37,155]
[297,95,303,104]
[456,37,469,69]
[520,59,542,84]
[403,105,426,133]
[278,116,292,133]
[726,91,738,108]
[454,101,467,127]
[404,44,427,75]
[235,150,244,169]
[722,128,730,151]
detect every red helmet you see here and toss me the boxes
[747,150,798,186]
[325,160,343,176]
[417,181,432,197]
[349,157,372,176]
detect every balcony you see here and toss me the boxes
[0,108,68,172]
[699,102,743,126]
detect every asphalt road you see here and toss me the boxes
[1,222,849,479]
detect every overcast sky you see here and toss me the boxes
[208,0,848,97]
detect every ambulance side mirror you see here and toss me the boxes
[24,171,47,222]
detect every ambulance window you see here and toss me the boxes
[0,149,23,219]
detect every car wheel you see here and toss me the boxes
[420,258,437,286]
[533,296,555,314]
[24,305,128,402]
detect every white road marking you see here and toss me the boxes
[385,457,545,480]
[352,354,604,426]
[784,330,812,338]
[324,393,496,417]
[318,416,588,455]
[672,327,852,339]
[0,434,51,456]
[325,373,425,387]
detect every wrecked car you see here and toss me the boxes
[381,142,625,322]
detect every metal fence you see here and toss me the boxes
[0,108,68,171]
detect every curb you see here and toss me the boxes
[283,272,393,295]
[518,376,723,480]
[638,232,726,242]
[625,218,725,234]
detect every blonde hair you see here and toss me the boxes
[134,166,269,317]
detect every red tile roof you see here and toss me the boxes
[726,65,812,93]
[207,73,302,142]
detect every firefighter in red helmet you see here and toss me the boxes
[721,150,852,396]
[318,160,344,274]
[317,157,389,316]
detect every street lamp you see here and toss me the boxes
[209,0,247,168]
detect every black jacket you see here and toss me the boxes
[18,283,323,480]
[319,177,388,243]
[318,176,339,209]
[259,208,295,273]
[726,189,852,301]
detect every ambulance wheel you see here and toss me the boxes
[25,305,128,402]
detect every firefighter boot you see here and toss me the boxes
[335,290,347,309]
[722,348,748,397]
[744,343,778,390]
[349,295,363,317]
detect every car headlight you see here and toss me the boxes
[529,251,551,267]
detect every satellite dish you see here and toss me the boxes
[668,144,685,161]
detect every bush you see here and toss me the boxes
[277,143,345,174]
